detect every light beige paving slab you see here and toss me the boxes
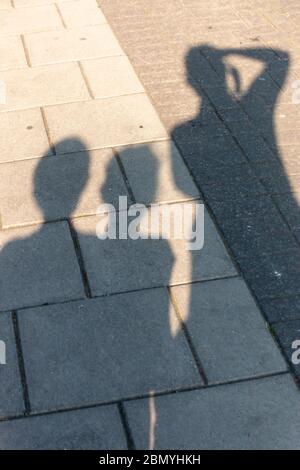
[0,5,63,36]
[0,108,52,163]
[14,0,74,5]
[81,56,143,98]
[44,94,168,152]
[58,0,106,28]
[0,35,27,71]
[0,148,129,228]
[0,0,11,9]
[25,25,124,66]
[0,63,89,111]
[118,140,200,204]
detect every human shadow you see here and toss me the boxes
[0,138,92,311]
[170,47,300,382]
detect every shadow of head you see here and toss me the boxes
[100,144,159,206]
[34,138,90,220]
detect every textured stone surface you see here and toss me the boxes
[58,0,107,28]
[0,312,24,418]
[0,35,27,71]
[0,63,89,111]
[118,140,200,204]
[0,221,84,311]
[18,289,200,411]
[0,108,51,163]
[0,405,127,449]
[0,4,63,35]
[171,278,287,383]
[125,375,300,450]
[44,94,168,151]
[73,204,236,296]
[81,56,143,98]
[25,25,124,66]
[0,148,128,227]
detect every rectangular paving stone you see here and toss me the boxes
[171,278,287,383]
[261,296,300,323]
[25,25,124,66]
[58,0,107,28]
[125,375,300,449]
[0,108,52,163]
[0,0,11,9]
[239,249,300,300]
[0,405,127,449]
[0,63,89,112]
[209,196,298,259]
[0,148,128,227]
[0,221,85,311]
[18,289,201,411]
[44,94,168,152]
[188,163,266,202]
[73,204,236,296]
[0,312,24,418]
[273,320,300,381]
[81,56,144,98]
[0,5,63,35]
[0,35,27,71]
[118,140,200,204]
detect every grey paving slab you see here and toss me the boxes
[0,312,24,418]
[81,56,144,98]
[171,278,287,383]
[18,289,200,411]
[0,221,84,311]
[73,204,236,297]
[0,4,63,35]
[261,296,300,323]
[0,405,127,449]
[0,148,128,227]
[0,108,52,163]
[125,374,300,450]
[44,94,168,152]
[239,250,300,301]
[209,196,298,258]
[25,25,124,66]
[118,140,200,204]
[0,63,89,112]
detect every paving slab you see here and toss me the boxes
[81,56,143,98]
[0,221,84,311]
[25,25,124,66]
[0,148,128,227]
[18,289,200,411]
[0,4,63,36]
[239,250,300,301]
[0,405,127,449]
[58,0,107,28]
[0,312,24,418]
[261,296,300,324]
[0,35,27,71]
[44,94,168,152]
[73,204,236,296]
[171,278,287,383]
[125,374,300,450]
[0,63,89,112]
[0,0,11,9]
[118,140,200,204]
[0,108,52,163]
